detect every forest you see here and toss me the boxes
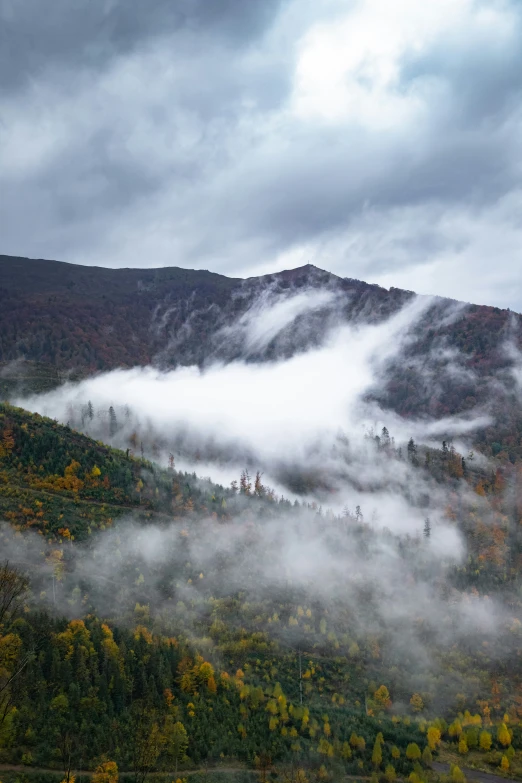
[1,256,522,782]
[2,0,522,773]
[1,402,522,782]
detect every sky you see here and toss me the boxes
[1,0,522,311]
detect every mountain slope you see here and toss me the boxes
[1,254,521,461]
[1,382,522,777]
[1,253,519,372]
[0,402,236,540]
[0,254,239,370]
[0,254,414,370]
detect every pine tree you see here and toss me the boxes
[254,471,264,496]
[407,438,418,464]
[240,469,252,495]
[109,406,118,437]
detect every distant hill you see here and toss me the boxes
[1,253,521,461]
[0,254,411,370]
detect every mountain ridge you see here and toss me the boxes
[1,253,521,462]
[3,252,513,311]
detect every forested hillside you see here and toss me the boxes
[1,254,521,463]
[0,401,231,540]
[1,405,522,781]
[1,256,522,781]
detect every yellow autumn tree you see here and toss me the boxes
[497,723,511,747]
[449,720,462,738]
[450,765,466,783]
[479,731,492,751]
[372,738,383,768]
[385,765,396,783]
[317,738,334,758]
[341,742,352,760]
[374,685,392,709]
[406,744,421,761]
[427,726,441,751]
[92,761,118,783]
[0,563,27,736]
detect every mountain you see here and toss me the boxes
[2,265,522,779]
[0,253,410,371]
[1,252,520,368]
[1,254,521,462]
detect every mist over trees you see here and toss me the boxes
[0,272,522,781]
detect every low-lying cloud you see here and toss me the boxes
[16,291,493,533]
[6,289,521,715]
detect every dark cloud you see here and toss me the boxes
[1,0,522,310]
[0,0,285,93]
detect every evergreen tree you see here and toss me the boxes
[109,406,118,437]
[407,438,418,464]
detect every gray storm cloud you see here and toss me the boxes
[1,0,522,309]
